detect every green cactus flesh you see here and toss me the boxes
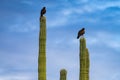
[38,16,46,80]
[79,38,90,80]
[60,69,67,80]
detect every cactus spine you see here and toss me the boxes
[79,38,90,80]
[38,16,46,80]
[60,69,67,80]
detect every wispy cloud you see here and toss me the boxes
[75,0,120,12]
[86,31,120,51]
[46,0,120,28]
[6,13,38,32]
[9,21,38,32]
[47,16,68,28]
[21,0,34,5]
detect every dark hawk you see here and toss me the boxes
[77,28,85,39]
[40,7,46,17]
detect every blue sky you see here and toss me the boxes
[0,0,120,80]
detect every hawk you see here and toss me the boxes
[77,28,85,39]
[40,7,46,17]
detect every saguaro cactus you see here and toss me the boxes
[38,15,46,80]
[79,37,90,80]
[60,69,67,80]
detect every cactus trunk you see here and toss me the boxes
[60,69,67,80]
[79,38,90,80]
[38,16,46,80]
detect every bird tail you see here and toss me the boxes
[77,36,79,39]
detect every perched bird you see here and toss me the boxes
[40,7,46,17]
[77,28,85,39]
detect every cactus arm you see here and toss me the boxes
[60,69,67,80]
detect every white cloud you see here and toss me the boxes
[21,0,34,5]
[75,0,89,3]
[61,9,73,16]
[86,31,120,51]
[47,17,68,28]
[95,1,120,10]
[46,1,120,28]
[47,8,83,28]
[9,21,37,32]
[74,1,120,13]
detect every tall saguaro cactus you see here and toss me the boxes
[79,37,90,80]
[60,69,67,80]
[38,15,46,80]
